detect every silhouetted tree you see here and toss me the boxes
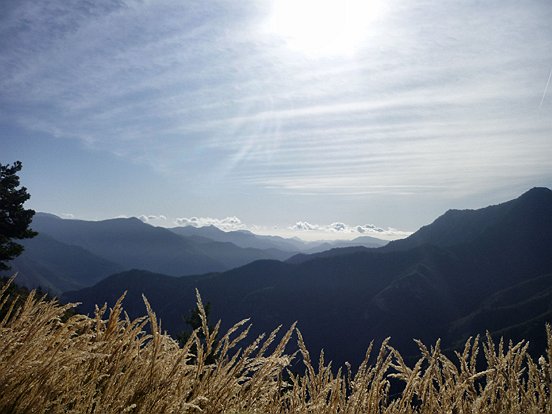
[177,301,220,364]
[177,301,212,347]
[0,161,37,270]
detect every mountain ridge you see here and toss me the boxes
[29,214,299,276]
[62,187,552,366]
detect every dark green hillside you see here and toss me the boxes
[447,272,552,352]
[286,245,370,264]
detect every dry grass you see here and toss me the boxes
[1,276,552,413]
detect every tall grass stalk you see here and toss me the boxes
[1,277,551,413]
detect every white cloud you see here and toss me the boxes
[291,221,319,231]
[290,220,409,238]
[330,222,347,232]
[355,224,384,233]
[138,214,167,223]
[175,216,246,231]
[171,217,410,240]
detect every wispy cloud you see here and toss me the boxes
[540,68,552,109]
[1,0,551,224]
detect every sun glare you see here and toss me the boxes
[269,0,385,57]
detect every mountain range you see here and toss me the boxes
[63,187,552,367]
[4,212,387,294]
[170,225,387,253]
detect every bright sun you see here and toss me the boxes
[269,0,385,57]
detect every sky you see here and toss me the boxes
[1,0,551,240]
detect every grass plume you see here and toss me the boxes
[1,277,552,413]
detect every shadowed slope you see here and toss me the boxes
[64,188,552,366]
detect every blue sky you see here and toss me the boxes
[1,0,551,240]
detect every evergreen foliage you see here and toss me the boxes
[177,302,218,364]
[0,161,37,270]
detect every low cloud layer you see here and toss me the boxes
[171,215,410,238]
[175,216,246,231]
[290,221,410,238]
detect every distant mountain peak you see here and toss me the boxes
[117,217,145,224]
[35,212,62,220]
[383,187,552,252]
[202,225,223,230]
[523,186,551,194]
[516,187,552,202]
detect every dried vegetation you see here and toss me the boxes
[1,277,552,413]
